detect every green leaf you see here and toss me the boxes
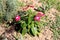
[22,28,27,35]
[20,21,27,28]
[35,21,39,25]
[28,16,32,24]
[31,21,38,36]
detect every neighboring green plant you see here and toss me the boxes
[4,0,20,21]
[38,0,60,39]
[0,0,25,22]
[39,0,60,11]
[56,1,60,11]
[0,0,6,23]
[50,14,60,40]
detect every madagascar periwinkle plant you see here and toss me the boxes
[14,8,47,36]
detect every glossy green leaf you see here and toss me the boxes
[21,21,27,28]
[22,28,27,35]
[31,21,38,35]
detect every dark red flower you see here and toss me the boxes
[15,15,21,21]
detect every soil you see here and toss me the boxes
[0,24,53,40]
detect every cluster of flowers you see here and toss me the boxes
[15,5,45,22]
[15,12,45,21]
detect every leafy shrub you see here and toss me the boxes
[14,9,47,36]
